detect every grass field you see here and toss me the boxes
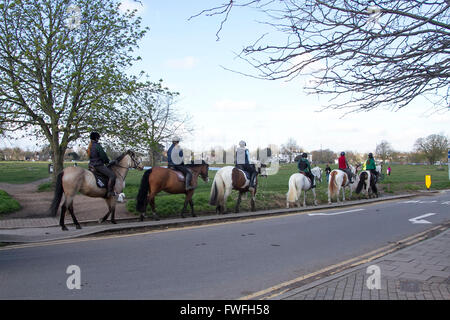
[0,161,449,217]
[0,190,21,214]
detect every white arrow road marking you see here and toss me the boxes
[442,201,450,205]
[308,209,365,216]
[408,213,438,224]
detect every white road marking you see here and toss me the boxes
[308,209,365,216]
[408,213,438,224]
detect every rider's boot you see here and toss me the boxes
[106,179,116,198]
[185,172,194,191]
[249,173,256,192]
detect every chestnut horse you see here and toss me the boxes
[50,150,143,231]
[135,161,209,220]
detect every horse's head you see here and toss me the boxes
[125,150,144,170]
[198,160,209,182]
[312,166,322,183]
[252,160,268,177]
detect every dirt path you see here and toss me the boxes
[0,179,135,221]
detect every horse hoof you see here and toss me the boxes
[192,214,197,218]
[140,215,144,222]
[111,220,117,224]
[76,224,82,230]
[98,218,103,224]
[61,226,68,231]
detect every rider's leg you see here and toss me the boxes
[95,165,116,197]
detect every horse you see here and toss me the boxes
[209,161,266,214]
[50,150,143,231]
[286,166,323,208]
[327,164,359,204]
[355,170,379,199]
[135,161,209,220]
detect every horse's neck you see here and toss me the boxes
[111,159,130,180]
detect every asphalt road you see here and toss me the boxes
[0,190,449,299]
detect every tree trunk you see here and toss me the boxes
[51,146,66,184]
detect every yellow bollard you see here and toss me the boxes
[425,175,431,190]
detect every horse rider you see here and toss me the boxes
[366,152,379,183]
[235,140,257,191]
[338,152,354,184]
[87,131,116,197]
[167,136,194,191]
[298,152,315,188]
[325,163,332,183]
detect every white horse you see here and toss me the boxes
[356,170,379,198]
[286,166,323,208]
[327,165,359,204]
[209,161,266,214]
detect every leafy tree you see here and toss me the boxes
[194,0,449,112]
[311,149,336,164]
[414,133,449,164]
[0,0,148,181]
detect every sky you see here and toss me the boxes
[2,0,449,155]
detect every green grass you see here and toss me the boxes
[0,161,449,218]
[0,189,21,214]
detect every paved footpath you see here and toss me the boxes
[277,228,450,300]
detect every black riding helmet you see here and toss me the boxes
[368,153,373,158]
[302,152,307,158]
[341,152,345,156]
[90,132,100,141]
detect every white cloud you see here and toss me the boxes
[165,56,198,70]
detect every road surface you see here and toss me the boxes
[0,190,448,299]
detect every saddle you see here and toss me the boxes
[168,167,187,182]
[298,171,312,185]
[89,165,109,189]
[232,168,250,189]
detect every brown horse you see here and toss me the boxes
[50,150,143,230]
[209,162,266,214]
[135,161,209,220]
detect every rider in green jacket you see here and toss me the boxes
[366,153,379,183]
[298,153,315,188]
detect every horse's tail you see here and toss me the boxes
[136,169,152,213]
[50,171,64,217]
[286,175,298,203]
[209,172,225,206]
[356,172,367,194]
[329,171,338,196]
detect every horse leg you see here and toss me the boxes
[250,191,256,212]
[109,198,117,224]
[188,192,196,217]
[60,201,68,231]
[100,198,112,224]
[68,203,81,230]
[303,190,307,207]
[342,187,346,203]
[149,196,159,221]
[235,192,242,213]
[312,188,318,206]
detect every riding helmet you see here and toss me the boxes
[90,132,100,141]
[368,153,373,158]
[341,152,345,156]
[239,140,246,147]
[172,135,181,143]
[302,152,307,158]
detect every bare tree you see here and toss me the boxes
[116,80,193,166]
[193,1,449,112]
[376,140,394,164]
[281,137,302,162]
[414,133,449,164]
[311,149,336,164]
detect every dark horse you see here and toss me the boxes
[135,161,209,220]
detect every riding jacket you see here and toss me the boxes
[338,156,348,169]
[298,158,311,173]
[168,143,184,166]
[88,140,110,167]
[366,158,376,170]
[235,147,250,165]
